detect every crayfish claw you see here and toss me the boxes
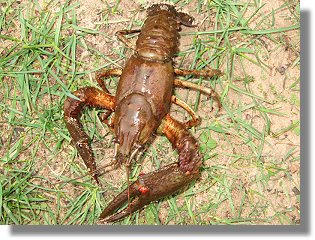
[99,163,199,223]
[99,197,147,223]
[99,180,141,221]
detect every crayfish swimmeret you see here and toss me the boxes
[64,3,222,223]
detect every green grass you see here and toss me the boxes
[0,0,300,225]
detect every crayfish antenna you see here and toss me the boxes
[114,143,119,158]
[125,147,140,218]
[125,163,131,219]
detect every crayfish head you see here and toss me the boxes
[114,93,157,165]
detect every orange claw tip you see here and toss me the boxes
[139,185,149,195]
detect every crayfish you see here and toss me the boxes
[64,3,222,223]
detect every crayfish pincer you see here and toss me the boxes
[64,3,222,223]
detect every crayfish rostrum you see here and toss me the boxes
[64,3,222,223]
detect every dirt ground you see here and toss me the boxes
[0,0,300,225]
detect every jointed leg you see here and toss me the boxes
[174,78,222,109]
[174,68,223,78]
[95,68,122,129]
[115,29,141,50]
[171,95,200,128]
[95,68,122,93]
[99,110,115,132]
[159,114,202,174]
[64,87,115,183]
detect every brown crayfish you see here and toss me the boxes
[64,4,222,223]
